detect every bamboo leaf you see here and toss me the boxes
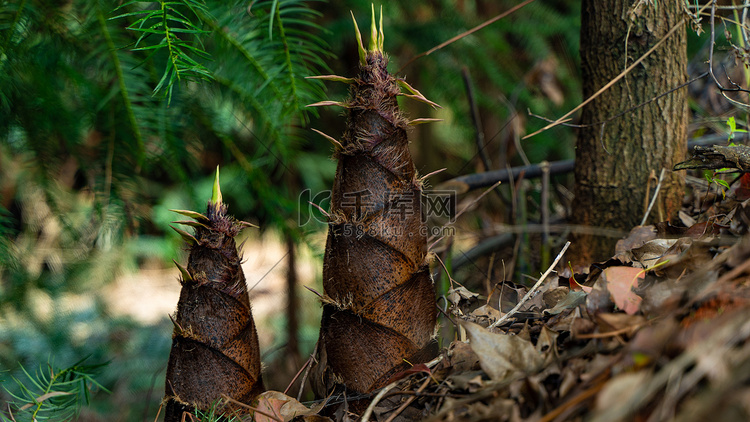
[311,128,344,149]
[397,79,442,108]
[351,10,366,66]
[239,221,259,229]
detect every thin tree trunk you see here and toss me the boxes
[571,0,687,263]
[286,233,299,362]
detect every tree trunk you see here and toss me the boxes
[285,233,299,362]
[571,0,687,264]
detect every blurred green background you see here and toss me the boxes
[0,0,586,419]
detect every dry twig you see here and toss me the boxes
[488,241,570,329]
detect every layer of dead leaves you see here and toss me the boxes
[244,175,750,422]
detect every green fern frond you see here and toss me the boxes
[2,358,108,421]
[110,0,214,104]
[207,0,329,123]
[97,6,145,164]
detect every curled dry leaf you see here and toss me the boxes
[447,286,480,306]
[542,286,569,308]
[254,391,330,422]
[596,313,646,335]
[630,239,678,268]
[470,304,502,321]
[461,321,543,381]
[536,326,560,364]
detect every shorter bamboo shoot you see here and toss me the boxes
[164,169,263,420]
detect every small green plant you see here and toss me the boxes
[1,358,108,421]
[726,116,747,144]
[703,170,731,199]
[703,117,748,198]
[188,399,243,422]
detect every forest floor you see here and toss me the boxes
[243,174,750,422]
[99,171,750,422]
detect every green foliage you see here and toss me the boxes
[1,358,108,421]
[0,0,583,416]
[0,0,331,235]
[0,0,333,298]
[0,296,174,418]
[702,116,747,199]
[727,116,747,143]
[0,0,333,417]
[703,169,731,199]
[112,0,214,104]
[192,400,243,422]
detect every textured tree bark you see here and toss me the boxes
[571,0,687,263]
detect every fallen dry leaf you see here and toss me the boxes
[601,266,644,315]
[461,321,543,381]
[536,326,559,365]
[544,290,587,315]
[596,313,646,334]
[542,286,569,308]
[447,286,480,305]
[595,371,648,412]
[254,390,322,422]
[615,225,658,258]
[447,341,481,372]
[630,238,677,268]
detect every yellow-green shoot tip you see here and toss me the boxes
[378,5,384,51]
[369,4,377,51]
[351,11,366,66]
[368,5,384,52]
[211,166,222,205]
[353,5,384,65]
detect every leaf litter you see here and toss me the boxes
[243,171,750,421]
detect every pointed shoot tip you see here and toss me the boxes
[351,11,366,66]
[378,5,384,51]
[369,4,377,52]
[211,166,222,205]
